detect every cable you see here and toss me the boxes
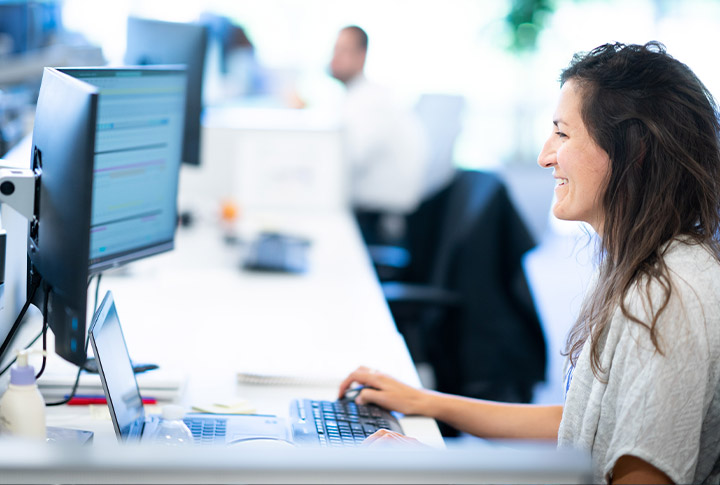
[45,359,84,407]
[0,273,101,404]
[45,324,93,407]
[78,273,103,374]
[34,283,50,380]
[46,274,101,406]
[0,278,41,367]
[93,273,103,314]
[0,322,47,376]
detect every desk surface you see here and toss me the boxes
[40,209,443,447]
[2,135,593,484]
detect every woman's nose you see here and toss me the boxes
[537,137,557,169]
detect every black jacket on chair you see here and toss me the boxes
[383,170,547,409]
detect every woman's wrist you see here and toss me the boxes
[414,388,445,419]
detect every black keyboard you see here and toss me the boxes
[289,399,403,447]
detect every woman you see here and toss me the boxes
[338,42,720,484]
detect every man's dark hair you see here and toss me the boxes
[342,25,368,51]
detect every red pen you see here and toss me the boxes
[66,395,157,406]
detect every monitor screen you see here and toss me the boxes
[27,66,186,365]
[125,16,208,166]
[58,68,186,274]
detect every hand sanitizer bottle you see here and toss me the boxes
[0,349,47,440]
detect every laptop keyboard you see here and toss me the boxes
[183,416,227,445]
[290,399,403,447]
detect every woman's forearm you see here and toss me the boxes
[420,390,563,440]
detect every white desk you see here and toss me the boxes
[40,209,443,447]
[0,439,592,484]
[2,134,592,483]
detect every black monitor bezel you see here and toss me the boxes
[29,67,98,365]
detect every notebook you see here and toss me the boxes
[89,291,289,445]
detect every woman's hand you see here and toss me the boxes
[337,366,431,416]
[362,429,429,448]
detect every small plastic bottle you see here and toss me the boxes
[151,405,194,446]
[0,349,46,440]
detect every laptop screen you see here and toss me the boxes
[89,291,145,440]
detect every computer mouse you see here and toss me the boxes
[342,385,379,401]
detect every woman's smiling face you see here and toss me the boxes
[537,80,612,234]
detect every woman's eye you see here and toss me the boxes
[555,131,567,138]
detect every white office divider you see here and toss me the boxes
[181,106,349,216]
[234,128,348,212]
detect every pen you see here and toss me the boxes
[66,395,157,406]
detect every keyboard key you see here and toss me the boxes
[292,399,402,448]
[363,424,377,434]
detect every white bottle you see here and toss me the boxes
[0,349,46,440]
[151,405,193,446]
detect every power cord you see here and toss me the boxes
[93,273,102,316]
[0,278,41,369]
[0,274,104,406]
[44,353,85,407]
[0,320,46,376]
[33,282,50,380]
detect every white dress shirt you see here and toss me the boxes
[340,75,428,214]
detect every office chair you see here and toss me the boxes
[381,170,547,435]
[366,94,465,280]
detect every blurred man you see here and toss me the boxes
[330,25,428,244]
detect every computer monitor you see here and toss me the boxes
[58,67,186,274]
[124,16,208,166]
[16,66,187,366]
[22,67,98,366]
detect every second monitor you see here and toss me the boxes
[125,16,209,166]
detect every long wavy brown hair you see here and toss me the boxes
[561,42,720,377]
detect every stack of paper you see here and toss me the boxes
[38,368,186,402]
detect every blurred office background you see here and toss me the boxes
[2,0,719,406]
[6,1,720,174]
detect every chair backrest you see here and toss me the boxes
[429,170,505,286]
[406,169,547,401]
[403,170,508,285]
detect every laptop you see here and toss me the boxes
[89,291,290,445]
[90,290,403,447]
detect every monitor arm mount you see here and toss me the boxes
[0,165,39,221]
[0,146,42,240]
[0,162,41,267]
[0,161,42,361]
